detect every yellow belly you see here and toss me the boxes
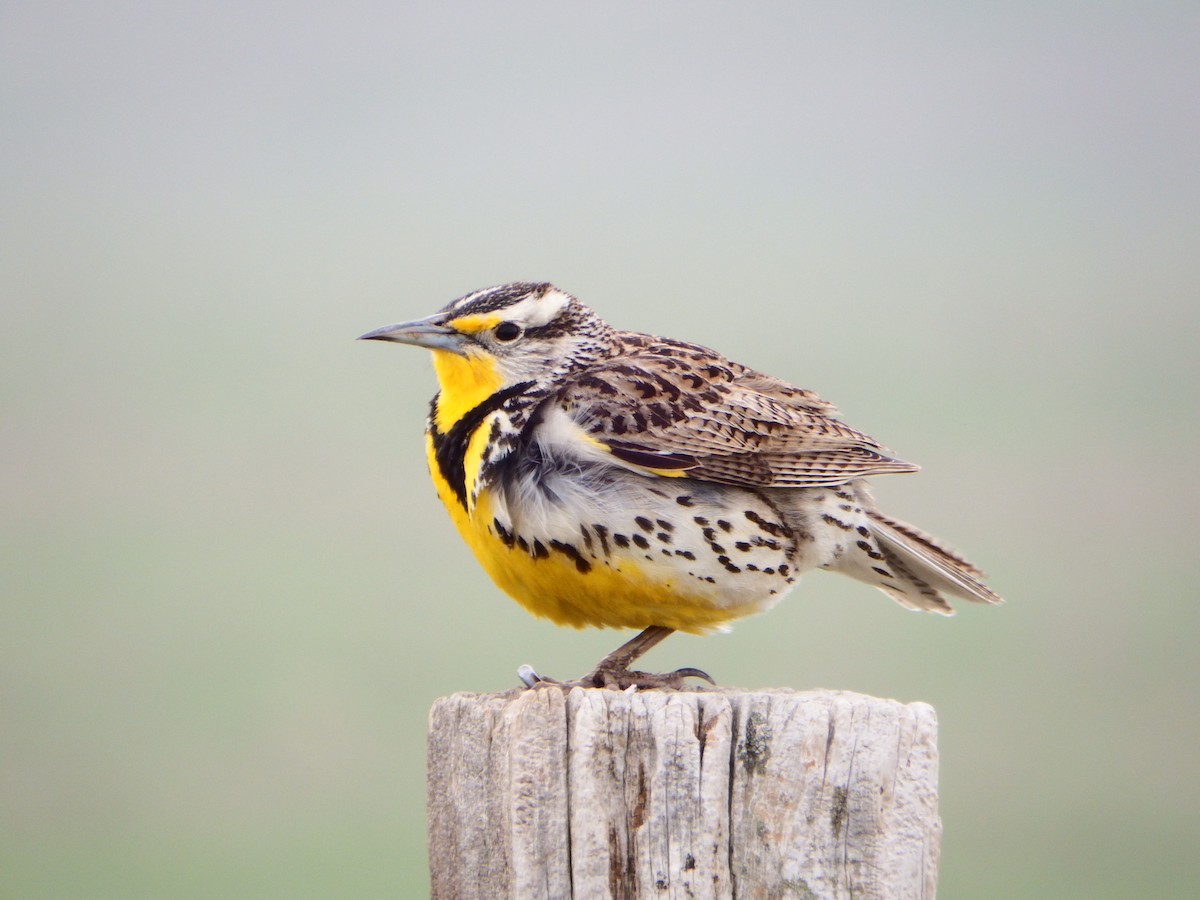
[425,436,748,633]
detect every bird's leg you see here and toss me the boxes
[595,625,675,672]
[518,625,715,690]
[584,625,716,689]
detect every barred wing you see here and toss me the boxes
[555,339,918,489]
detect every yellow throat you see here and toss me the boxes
[430,346,503,435]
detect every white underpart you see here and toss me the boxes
[489,407,625,539]
[484,405,806,617]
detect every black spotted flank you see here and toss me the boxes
[592,524,611,555]
[716,555,740,573]
[744,510,784,537]
[635,516,654,532]
[856,539,885,561]
[493,519,515,547]
[822,513,854,531]
[675,495,694,507]
[550,540,592,573]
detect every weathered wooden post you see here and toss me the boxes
[427,688,940,899]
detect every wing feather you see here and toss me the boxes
[556,336,918,489]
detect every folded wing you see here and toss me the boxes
[555,337,919,489]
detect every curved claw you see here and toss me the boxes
[668,666,717,686]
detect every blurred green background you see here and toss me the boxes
[3,2,1198,897]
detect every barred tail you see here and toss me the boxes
[832,508,1003,615]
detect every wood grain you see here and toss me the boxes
[427,688,940,899]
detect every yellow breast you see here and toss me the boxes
[422,430,744,633]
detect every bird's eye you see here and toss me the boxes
[493,321,522,343]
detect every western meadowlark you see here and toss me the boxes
[360,282,1000,688]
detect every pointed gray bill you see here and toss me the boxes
[357,314,467,355]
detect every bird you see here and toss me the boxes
[360,282,1000,688]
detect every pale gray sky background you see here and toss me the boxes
[3,3,1198,897]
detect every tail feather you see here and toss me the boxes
[830,508,1002,615]
[868,509,990,580]
[869,509,1002,608]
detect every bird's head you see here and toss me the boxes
[359,282,616,428]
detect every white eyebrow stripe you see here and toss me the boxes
[504,290,569,327]
[444,285,570,325]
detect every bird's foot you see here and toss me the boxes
[584,665,716,691]
[517,663,715,692]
